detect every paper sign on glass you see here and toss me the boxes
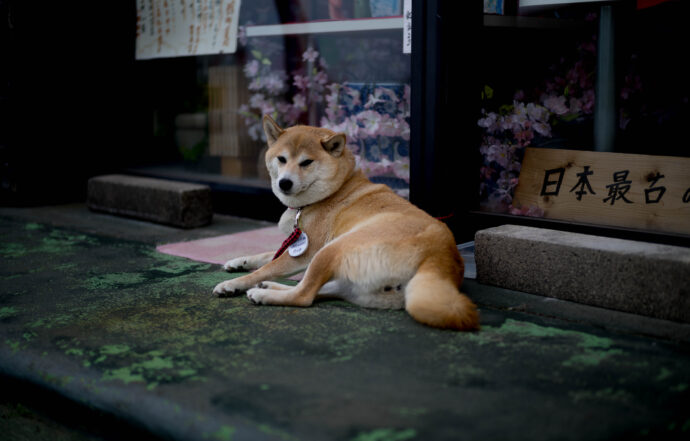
[403,0,412,54]
[136,0,242,60]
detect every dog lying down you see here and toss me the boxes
[213,115,479,331]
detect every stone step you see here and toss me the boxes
[474,225,690,323]
[87,174,212,228]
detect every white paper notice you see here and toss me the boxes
[403,0,412,54]
[136,0,242,60]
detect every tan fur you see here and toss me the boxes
[213,115,479,331]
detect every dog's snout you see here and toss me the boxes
[279,178,293,192]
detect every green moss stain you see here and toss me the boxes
[446,364,485,386]
[100,344,131,355]
[1,221,100,262]
[52,335,204,390]
[293,306,388,363]
[491,319,614,347]
[84,272,148,290]
[209,425,236,441]
[148,252,212,275]
[656,367,673,382]
[671,383,688,392]
[80,251,220,298]
[0,242,29,258]
[102,366,146,384]
[100,348,204,388]
[0,306,18,319]
[38,371,73,387]
[27,314,74,330]
[42,230,101,250]
[143,248,214,276]
[350,428,417,441]
[2,229,101,259]
[5,338,21,353]
[24,222,43,231]
[391,407,428,418]
[562,348,624,367]
[256,424,298,441]
[569,387,633,404]
[140,355,175,370]
[99,352,202,388]
[463,318,623,368]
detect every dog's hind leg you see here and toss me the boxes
[317,280,347,295]
[404,258,480,331]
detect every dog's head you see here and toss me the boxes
[263,115,356,208]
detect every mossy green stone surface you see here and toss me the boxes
[1,217,689,440]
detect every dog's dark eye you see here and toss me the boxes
[277,156,287,164]
[299,159,314,167]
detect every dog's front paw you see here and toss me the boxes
[223,256,250,272]
[246,287,267,305]
[213,279,246,297]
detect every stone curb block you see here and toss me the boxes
[474,225,690,323]
[87,174,212,228]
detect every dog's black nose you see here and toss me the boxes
[279,179,293,192]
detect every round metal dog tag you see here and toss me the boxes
[288,232,309,257]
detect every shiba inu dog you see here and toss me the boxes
[213,115,479,330]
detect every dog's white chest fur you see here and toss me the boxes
[278,208,299,236]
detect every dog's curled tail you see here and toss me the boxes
[404,258,480,331]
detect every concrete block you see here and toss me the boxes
[87,174,212,228]
[475,225,690,323]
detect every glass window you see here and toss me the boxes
[477,0,689,236]
[135,1,411,199]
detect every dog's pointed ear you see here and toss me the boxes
[321,133,346,157]
[263,115,284,146]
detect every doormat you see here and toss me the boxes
[156,226,285,266]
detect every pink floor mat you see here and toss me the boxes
[156,226,285,266]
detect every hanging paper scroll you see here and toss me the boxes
[136,0,241,60]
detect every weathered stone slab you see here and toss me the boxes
[475,225,690,323]
[87,174,212,228]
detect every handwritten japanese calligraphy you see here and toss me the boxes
[513,148,690,235]
[136,0,241,59]
[569,165,596,201]
[603,170,633,205]
[644,172,666,204]
[540,168,565,197]
[535,166,682,206]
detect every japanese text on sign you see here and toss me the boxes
[513,148,690,235]
[539,168,686,205]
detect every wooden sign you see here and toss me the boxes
[513,148,690,236]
